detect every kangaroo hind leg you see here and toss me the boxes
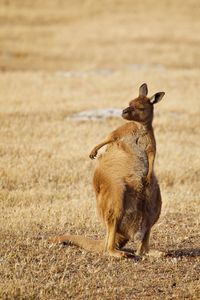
[104,214,133,258]
[102,183,133,258]
[136,228,150,256]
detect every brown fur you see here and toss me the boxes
[50,83,165,258]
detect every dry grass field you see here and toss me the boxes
[0,0,200,299]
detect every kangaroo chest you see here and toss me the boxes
[119,130,149,152]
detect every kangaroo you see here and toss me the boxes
[50,83,165,258]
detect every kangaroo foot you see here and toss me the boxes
[107,249,135,259]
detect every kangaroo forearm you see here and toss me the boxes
[94,135,114,151]
[89,133,116,159]
[94,132,116,150]
[89,123,138,159]
[147,150,155,181]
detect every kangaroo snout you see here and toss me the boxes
[122,106,133,114]
[122,107,132,114]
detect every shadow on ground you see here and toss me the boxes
[166,248,200,258]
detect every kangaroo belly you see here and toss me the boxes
[93,140,161,240]
[96,141,148,187]
[93,141,148,225]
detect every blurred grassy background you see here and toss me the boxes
[0,0,200,71]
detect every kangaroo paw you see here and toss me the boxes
[107,249,136,259]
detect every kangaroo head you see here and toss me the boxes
[122,83,165,124]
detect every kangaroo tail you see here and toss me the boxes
[49,234,104,253]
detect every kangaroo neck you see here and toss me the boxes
[135,121,153,133]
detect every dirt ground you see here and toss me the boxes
[0,0,200,299]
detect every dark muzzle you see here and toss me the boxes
[122,106,133,115]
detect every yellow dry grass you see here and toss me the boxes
[0,0,200,299]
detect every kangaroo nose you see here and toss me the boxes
[122,107,132,114]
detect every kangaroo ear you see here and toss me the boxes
[149,92,165,104]
[139,83,148,96]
